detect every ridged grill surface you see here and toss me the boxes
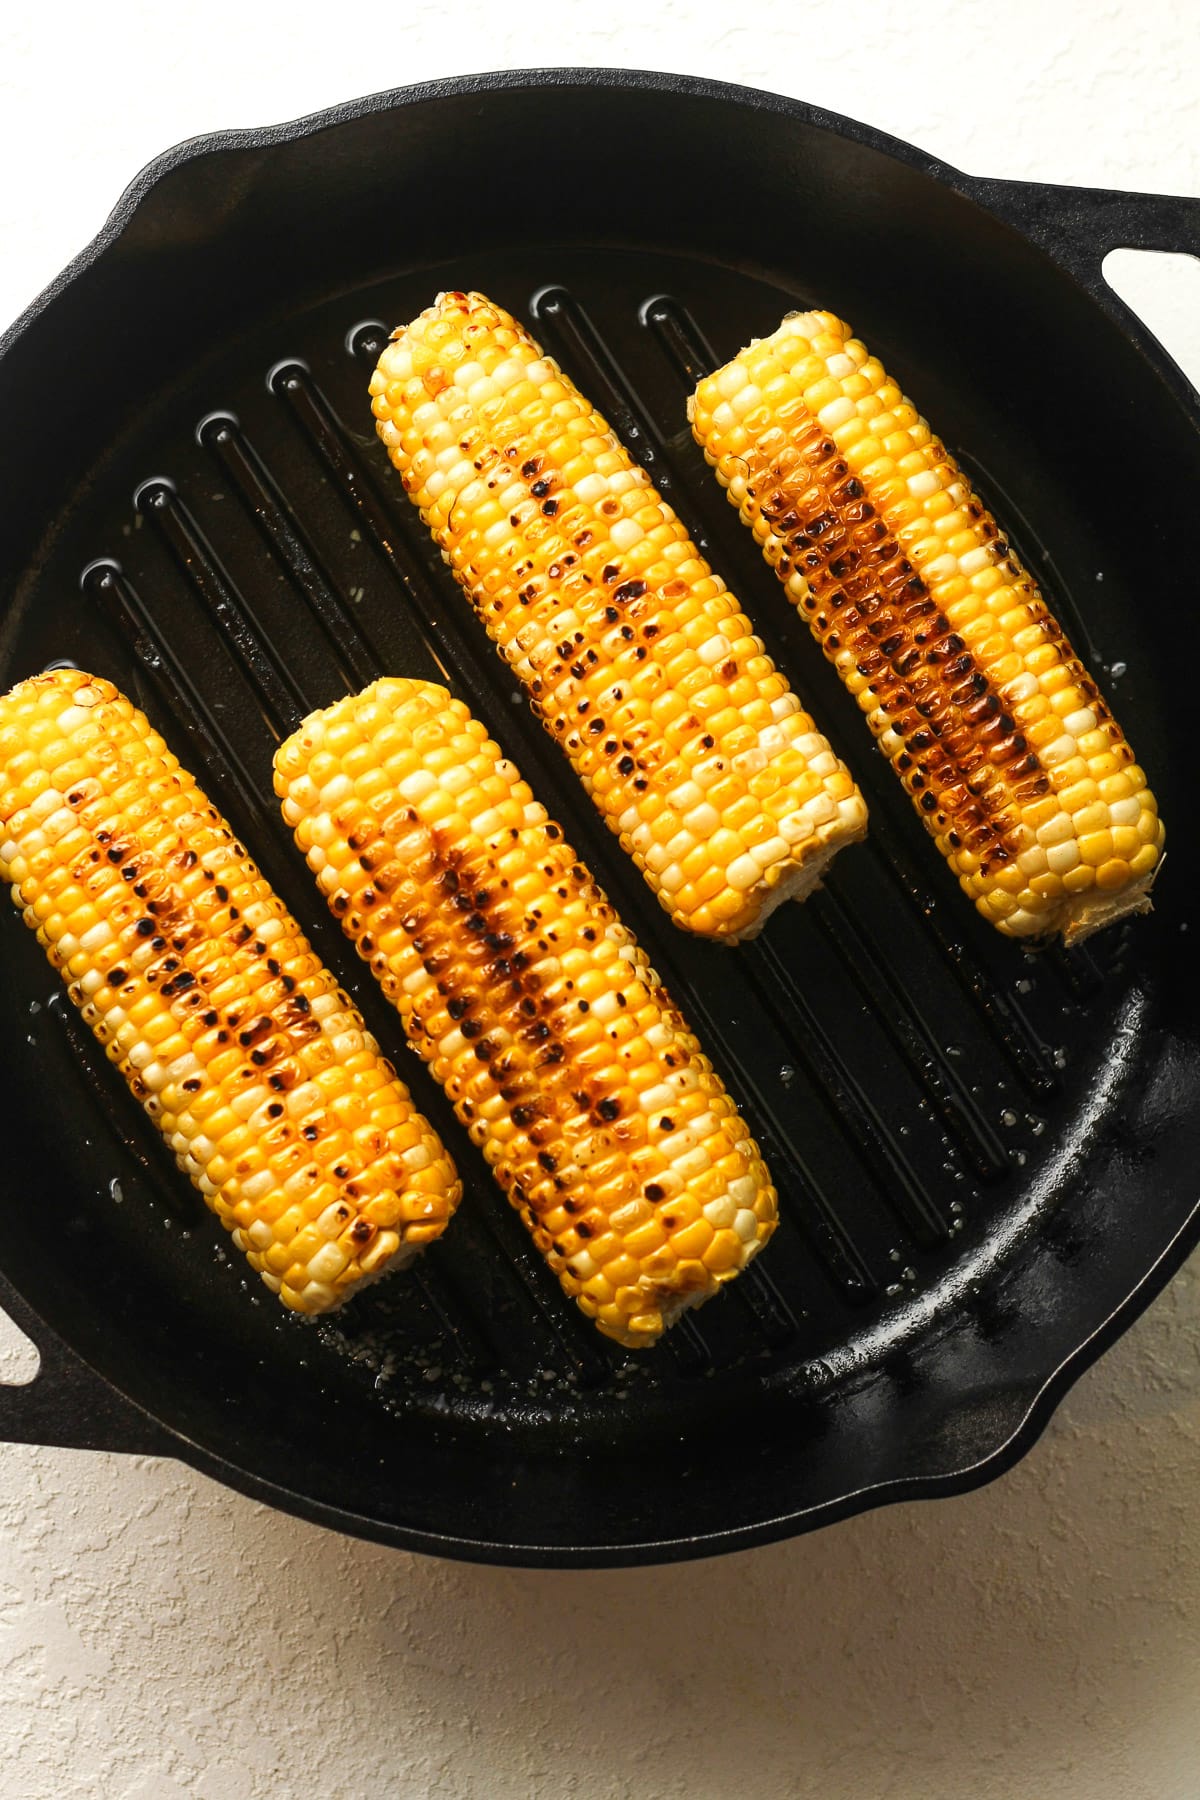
[3,250,1139,1429]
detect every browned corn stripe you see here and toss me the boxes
[760,412,1038,876]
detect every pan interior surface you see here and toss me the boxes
[0,77,1196,1563]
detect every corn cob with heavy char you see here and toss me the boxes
[369,291,867,942]
[274,678,778,1347]
[0,670,460,1311]
[689,312,1164,942]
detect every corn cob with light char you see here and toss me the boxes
[689,311,1164,942]
[369,291,867,943]
[0,670,460,1312]
[274,678,778,1348]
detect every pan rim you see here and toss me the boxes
[0,66,962,369]
[75,1201,1200,1566]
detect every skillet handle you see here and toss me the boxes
[0,1269,176,1455]
[962,175,1200,289]
[963,175,1200,409]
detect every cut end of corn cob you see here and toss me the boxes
[274,676,779,1348]
[0,669,460,1313]
[689,310,1165,943]
[368,290,867,943]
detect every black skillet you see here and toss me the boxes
[0,70,1196,1567]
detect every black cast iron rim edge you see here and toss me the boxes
[0,66,1197,1563]
[7,1192,1196,1566]
[4,66,1199,385]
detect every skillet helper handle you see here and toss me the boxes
[0,1268,174,1454]
[963,175,1200,291]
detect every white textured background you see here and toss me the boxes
[2,4,1199,1796]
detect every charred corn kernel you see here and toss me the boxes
[690,311,1165,944]
[0,670,460,1312]
[370,291,867,942]
[274,677,778,1348]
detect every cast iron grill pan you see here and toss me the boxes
[0,72,1196,1565]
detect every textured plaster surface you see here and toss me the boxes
[0,4,1198,1797]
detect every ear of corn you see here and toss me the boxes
[274,677,778,1348]
[689,311,1164,943]
[0,669,460,1313]
[369,290,867,943]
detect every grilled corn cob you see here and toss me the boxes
[370,290,867,942]
[690,311,1164,942]
[274,677,778,1347]
[0,669,459,1312]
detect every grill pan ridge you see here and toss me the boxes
[0,69,1196,1566]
